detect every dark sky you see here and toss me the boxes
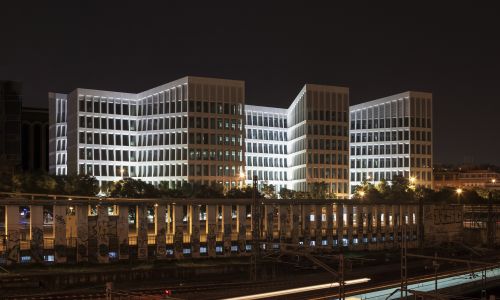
[1,2,499,165]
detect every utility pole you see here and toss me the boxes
[250,175,260,281]
[400,223,408,300]
[433,252,439,297]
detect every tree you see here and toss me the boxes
[261,183,277,199]
[279,188,296,199]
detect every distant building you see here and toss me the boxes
[49,76,245,190]
[434,168,500,191]
[349,91,433,193]
[245,84,350,198]
[0,81,22,172]
[21,107,49,172]
[0,81,49,174]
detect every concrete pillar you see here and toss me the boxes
[222,205,232,256]
[291,204,300,245]
[137,205,148,260]
[264,205,274,243]
[5,205,20,264]
[303,204,311,247]
[75,205,88,263]
[337,204,344,247]
[206,204,217,257]
[173,204,184,259]
[30,205,44,262]
[117,205,129,260]
[326,204,334,247]
[315,205,322,247]
[96,205,109,263]
[53,205,67,263]
[347,204,353,247]
[279,204,289,244]
[190,205,200,258]
[237,204,247,253]
[155,204,167,259]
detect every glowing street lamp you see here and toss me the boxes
[120,168,125,178]
[456,188,463,204]
[359,190,366,198]
[409,177,416,184]
[492,178,497,184]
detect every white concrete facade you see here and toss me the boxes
[349,91,433,193]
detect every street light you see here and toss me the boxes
[492,178,497,184]
[409,177,416,184]
[456,188,463,204]
[359,190,366,198]
[239,170,246,189]
[120,168,125,178]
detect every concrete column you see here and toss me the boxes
[303,204,311,247]
[291,204,300,245]
[279,204,289,244]
[96,205,109,263]
[5,205,20,264]
[137,205,148,260]
[206,204,217,257]
[237,204,247,253]
[173,204,184,259]
[30,205,44,262]
[337,204,344,247]
[315,205,322,247]
[222,205,232,256]
[53,205,67,263]
[117,205,129,260]
[347,205,353,247]
[75,205,88,263]
[326,204,334,247]
[190,205,200,258]
[264,205,274,243]
[155,204,167,259]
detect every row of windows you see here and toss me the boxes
[79,163,244,179]
[350,157,432,169]
[307,153,348,165]
[189,117,243,131]
[307,124,348,137]
[308,110,348,123]
[350,130,431,143]
[79,97,244,117]
[350,117,431,130]
[350,144,431,156]
[245,114,287,128]
[246,156,287,168]
[246,143,287,155]
[246,129,287,141]
[79,147,244,163]
[246,170,288,181]
[307,167,349,180]
[188,165,243,177]
[350,170,432,183]
[307,139,348,151]
[78,115,244,133]
[80,131,249,148]
[188,149,243,162]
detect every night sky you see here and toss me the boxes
[1,2,499,165]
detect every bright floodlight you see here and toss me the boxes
[456,188,463,195]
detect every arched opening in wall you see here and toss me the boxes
[21,123,31,171]
[33,123,41,170]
